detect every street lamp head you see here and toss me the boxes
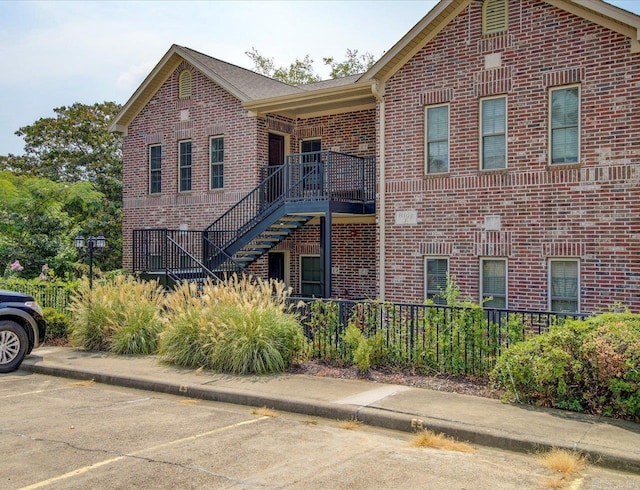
[95,235,107,249]
[74,235,85,249]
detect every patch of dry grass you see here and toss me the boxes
[179,398,201,405]
[338,419,363,430]
[409,429,475,453]
[67,379,95,387]
[537,448,588,488]
[537,448,587,477]
[252,406,278,417]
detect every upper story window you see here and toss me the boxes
[480,96,506,170]
[549,259,580,313]
[424,257,448,305]
[481,258,507,308]
[149,144,162,194]
[425,104,449,174]
[179,140,192,192]
[210,136,224,190]
[178,70,192,99]
[482,0,508,35]
[550,86,580,164]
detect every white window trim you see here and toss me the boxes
[300,254,321,297]
[480,257,508,308]
[548,84,581,166]
[149,144,161,195]
[209,135,224,190]
[548,258,581,313]
[424,103,450,175]
[424,256,449,301]
[479,95,508,171]
[178,140,192,193]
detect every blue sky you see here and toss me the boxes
[0,0,639,156]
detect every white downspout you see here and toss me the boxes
[372,81,386,301]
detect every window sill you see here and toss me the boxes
[546,162,581,171]
[424,172,449,179]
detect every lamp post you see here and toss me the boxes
[74,235,107,289]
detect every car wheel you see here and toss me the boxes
[0,320,28,373]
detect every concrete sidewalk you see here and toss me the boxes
[20,346,640,474]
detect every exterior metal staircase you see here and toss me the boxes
[132,151,375,287]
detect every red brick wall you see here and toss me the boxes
[250,222,377,298]
[122,62,261,270]
[122,63,378,299]
[382,0,640,312]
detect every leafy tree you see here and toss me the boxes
[0,171,103,278]
[245,48,321,85]
[245,47,376,85]
[323,49,376,79]
[0,102,123,271]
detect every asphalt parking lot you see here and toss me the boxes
[2,371,639,489]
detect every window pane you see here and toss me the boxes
[210,137,224,189]
[481,98,506,169]
[482,98,505,134]
[426,106,449,174]
[301,256,321,297]
[482,259,506,308]
[149,145,162,194]
[483,135,506,169]
[550,260,579,312]
[426,258,448,305]
[551,88,579,164]
[179,141,192,192]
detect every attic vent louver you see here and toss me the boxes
[179,70,192,99]
[482,0,508,35]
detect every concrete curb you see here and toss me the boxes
[21,362,640,475]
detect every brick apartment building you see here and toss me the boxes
[110,0,640,313]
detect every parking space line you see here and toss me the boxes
[0,387,70,399]
[20,416,267,490]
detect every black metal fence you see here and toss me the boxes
[290,298,588,375]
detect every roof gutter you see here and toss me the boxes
[371,81,386,301]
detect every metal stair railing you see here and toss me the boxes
[202,151,375,267]
[164,233,220,284]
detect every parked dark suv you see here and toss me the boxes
[0,290,47,373]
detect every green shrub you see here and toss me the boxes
[67,275,165,354]
[42,307,71,342]
[491,313,640,420]
[307,300,344,363]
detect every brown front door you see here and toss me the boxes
[267,133,285,203]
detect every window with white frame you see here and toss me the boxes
[300,255,321,297]
[549,259,579,313]
[424,257,448,305]
[179,140,192,192]
[480,96,506,170]
[210,136,224,189]
[149,144,162,194]
[425,105,449,174]
[550,86,580,164]
[481,258,507,308]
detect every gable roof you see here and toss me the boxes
[110,44,303,133]
[361,0,640,84]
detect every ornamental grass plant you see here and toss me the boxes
[159,275,306,374]
[68,275,165,354]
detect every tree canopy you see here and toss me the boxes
[245,48,376,86]
[0,101,123,277]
